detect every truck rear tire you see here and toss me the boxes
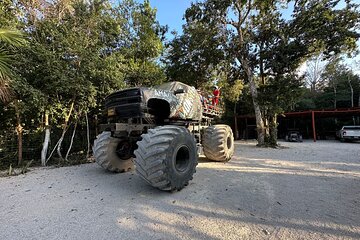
[93,132,134,173]
[203,125,234,162]
[134,126,197,191]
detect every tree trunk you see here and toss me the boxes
[85,112,90,159]
[41,112,50,166]
[358,80,360,106]
[244,64,265,145]
[57,101,75,161]
[94,115,98,137]
[348,77,354,107]
[65,121,77,162]
[333,85,337,109]
[263,110,269,137]
[259,43,265,85]
[16,123,23,166]
[348,78,355,124]
[14,101,23,166]
[236,14,265,146]
[250,82,265,145]
[268,114,278,147]
[233,103,239,140]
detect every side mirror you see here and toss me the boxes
[174,89,185,95]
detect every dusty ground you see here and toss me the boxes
[0,140,359,240]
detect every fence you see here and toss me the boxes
[0,125,98,170]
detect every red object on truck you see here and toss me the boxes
[212,88,220,106]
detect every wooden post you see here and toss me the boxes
[312,111,316,142]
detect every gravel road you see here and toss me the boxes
[0,140,359,240]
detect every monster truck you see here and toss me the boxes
[93,81,234,191]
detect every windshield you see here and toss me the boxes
[154,82,192,93]
[155,82,175,91]
[343,126,360,130]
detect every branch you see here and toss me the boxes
[234,1,242,16]
[219,15,239,29]
[46,138,61,164]
[234,0,252,27]
[65,121,78,161]
[239,0,252,27]
[227,20,239,29]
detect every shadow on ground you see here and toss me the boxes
[0,140,359,239]
[82,140,360,239]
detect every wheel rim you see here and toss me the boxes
[175,145,190,172]
[116,140,133,160]
[226,134,232,150]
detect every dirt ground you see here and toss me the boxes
[0,140,359,240]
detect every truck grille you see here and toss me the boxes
[105,88,144,119]
[105,88,142,108]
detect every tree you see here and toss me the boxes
[322,58,360,109]
[0,0,167,168]
[175,0,360,146]
[165,16,225,88]
[5,0,167,165]
[0,3,28,165]
[122,0,167,87]
[15,0,127,162]
[305,54,327,92]
[0,29,26,103]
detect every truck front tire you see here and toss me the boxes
[93,132,134,173]
[134,126,197,191]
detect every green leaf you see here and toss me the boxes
[0,29,26,47]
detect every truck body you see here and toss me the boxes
[105,82,203,124]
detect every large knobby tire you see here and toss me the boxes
[203,124,234,162]
[134,126,197,191]
[93,132,134,173]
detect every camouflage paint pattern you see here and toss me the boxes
[141,82,203,121]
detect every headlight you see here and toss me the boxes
[107,108,116,116]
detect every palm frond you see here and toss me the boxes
[0,51,12,79]
[0,28,26,103]
[0,29,27,47]
[0,76,13,103]
[0,48,14,103]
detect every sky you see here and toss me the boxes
[145,0,192,38]
[143,0,295,37]
[141,0,359,73]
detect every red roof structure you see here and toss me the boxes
[235,107,360,142]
